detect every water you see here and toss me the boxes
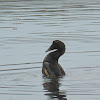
[0,0,100,100]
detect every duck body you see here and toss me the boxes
[42,40,66,78]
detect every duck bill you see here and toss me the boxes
[45,44,54,52]
[45,47,51,52]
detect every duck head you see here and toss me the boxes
[46,40,66,52]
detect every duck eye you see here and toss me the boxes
[53,40,59,45]
[53,41,55,44]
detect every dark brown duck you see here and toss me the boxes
[42,40,66,78]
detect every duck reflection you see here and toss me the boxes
[43,78,67,100]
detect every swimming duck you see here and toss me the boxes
[42,40,66,78]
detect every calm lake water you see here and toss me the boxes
[0,0,100,100]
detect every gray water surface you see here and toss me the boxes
[0,0,100,100]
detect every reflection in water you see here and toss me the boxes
[43,78,67,100]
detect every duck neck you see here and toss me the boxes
[48,49,65,62]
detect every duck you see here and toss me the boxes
[42,40,66,78]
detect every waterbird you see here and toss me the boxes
[42,40,66,78]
